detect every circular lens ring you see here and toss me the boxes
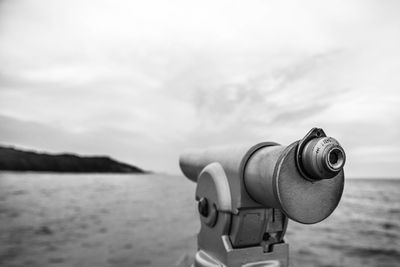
[326,147,345,171]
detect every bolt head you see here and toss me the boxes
[198,197,209,217]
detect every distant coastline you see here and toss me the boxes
[0,145,146,173]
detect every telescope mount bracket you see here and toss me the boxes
[194,162,289,267]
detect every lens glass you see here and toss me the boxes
[328,148,344,170]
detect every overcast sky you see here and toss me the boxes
[1,0,399,177]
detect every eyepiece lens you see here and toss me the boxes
[329,151,338,164]
[327,148,344,170]
[301,137,346,180]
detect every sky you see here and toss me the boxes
[0,0,400,177]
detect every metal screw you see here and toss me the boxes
[198,197,209,217]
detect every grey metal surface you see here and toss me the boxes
[180,144,267,212]
[243,145,286,208]
[274,143,345,224]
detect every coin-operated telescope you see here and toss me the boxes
[179,128,346,267]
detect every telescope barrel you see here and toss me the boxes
[179,146,253,183]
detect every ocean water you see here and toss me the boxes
[0,172,399,267]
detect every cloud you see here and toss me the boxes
[0,0,400,176]
[183,52,348,137]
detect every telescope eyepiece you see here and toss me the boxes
[301,137,346,180]
[326,147,345,171]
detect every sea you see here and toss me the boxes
[0,172,399,267]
